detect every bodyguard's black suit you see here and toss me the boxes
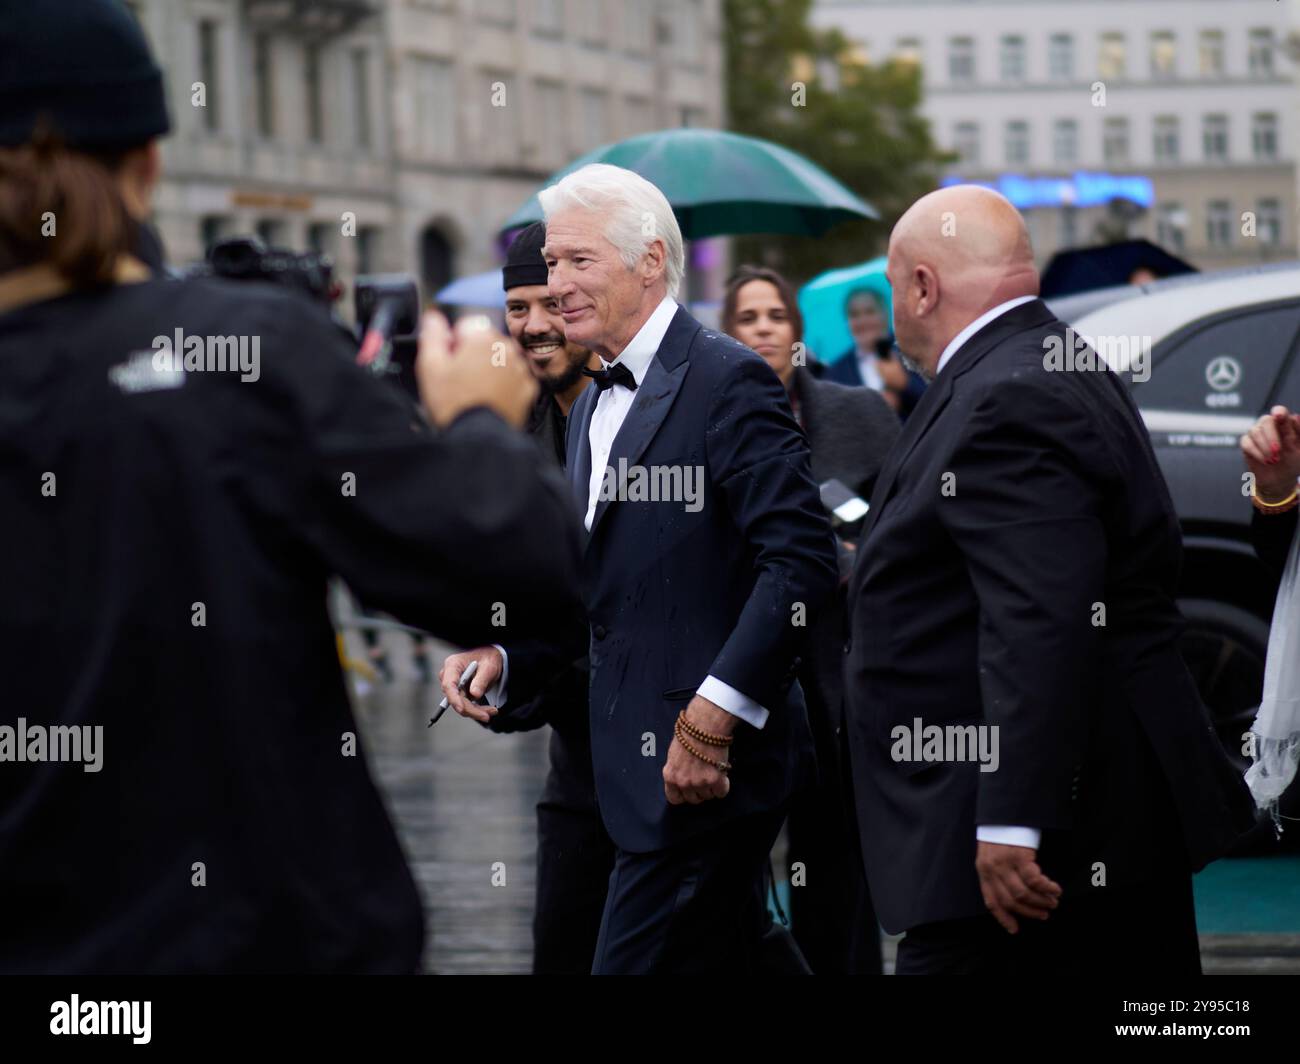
[504,306,838,971]
[844,299,1255,972]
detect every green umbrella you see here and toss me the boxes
[500,128,877,239]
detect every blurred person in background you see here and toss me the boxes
[824,287,926,419]
[0,0,583,973]
[722,264,896,974]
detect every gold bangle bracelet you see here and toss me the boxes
[1252,487,1299,513]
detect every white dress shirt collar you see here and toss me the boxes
[934,295,1038,377]
[601,295,678,384]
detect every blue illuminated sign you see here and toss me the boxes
[941,171,1155,209]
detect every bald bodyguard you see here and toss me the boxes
[843,185,1254,975]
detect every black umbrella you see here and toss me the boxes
[1040,239,1196,298]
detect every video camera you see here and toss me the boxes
[195,237,423,399]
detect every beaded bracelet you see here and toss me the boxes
[676,710,731,748]
[674,719,732,772]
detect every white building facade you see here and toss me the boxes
[126,0,723,303]
[812,0,1298,270]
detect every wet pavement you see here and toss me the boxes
[346,630,548,974]
[345,624,1300,975]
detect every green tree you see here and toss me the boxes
[725,0,951,283]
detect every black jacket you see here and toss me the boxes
[505,308,838,853]
[0,276,584,972]
[844,299,1256,934]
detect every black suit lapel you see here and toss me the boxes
[857,299,1056,546]
[587,353,690,539]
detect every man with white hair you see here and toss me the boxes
[441,164,838,973]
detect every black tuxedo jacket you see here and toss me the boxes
[505,306,838,853]
[844,298,1256,934]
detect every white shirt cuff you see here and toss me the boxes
[485,644,509,707]
[977,825,1041,850]
[696,675,769,730]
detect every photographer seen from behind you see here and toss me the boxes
[0,0,583,973]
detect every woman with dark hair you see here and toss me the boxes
[722,264,898,974]
[0,0,581,973]
[823,286,927,419]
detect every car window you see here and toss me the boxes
[1132,302,1300,414]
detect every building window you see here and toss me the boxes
[1000,35,1025,83]
[954,122,980,167]
[536,79,566,163]
[255,219,286,248]
[413,58,455,160]
[1154,115,1180,163]
[1098,32,1125,79]
[253,34,274,137]
[1052,119,1077,167]
[1157,204,1187,252]
[1249,29,1275,78]
[674,0,702,63]
[1005,120,1029,167]
[198,19,220,132]
[580,88,608,151]
[1060,207,1078,247]
[625,95,654,136]
[304,43,324,144]
[949,37,975,85]
[478,0,514,26]
[1149,31,1176,79]
[482,73,517,165]
[1199,30,1224,77]
[1206,200,1232,247]
[1203,114,1229,162]
[1048,33,1073,81]
[307,222,334,257]
[1103,117,1129,165]
[1257,199,1282,246]
[352,49,371,150]
[623,0,652,53]
[895,38,921,67]
[199,215,230,256]
[357,226,381,274]
[533,0,562,37]
[578,0,605,45]
[1252,113,1278,161]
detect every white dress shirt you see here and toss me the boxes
[854,346,886,392]
[935,294,1043,852]
[488,296,770,730]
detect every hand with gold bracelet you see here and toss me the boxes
[1241,406,1300,513]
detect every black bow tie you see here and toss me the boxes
[583,362,638,393]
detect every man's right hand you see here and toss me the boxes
[1241,405,1300,501]
[417,311,538,430]
[438,646,505,724]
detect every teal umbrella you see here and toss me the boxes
[798,257,892,366]
[500,128,877,239]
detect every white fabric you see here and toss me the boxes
[855,346,886,392]
[1247,493,1300,830]
[977,825,1042,849]
[935,295,1037,377]
[584,296,677,530]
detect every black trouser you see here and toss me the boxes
[532,800,616,975]
[592,807,787,974]
[786,721,882,974]
[895,868,1201,975]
